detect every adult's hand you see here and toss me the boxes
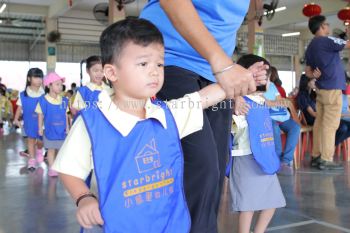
[312,67,321,79]
[248,61,269,86]
[215,64,256,99]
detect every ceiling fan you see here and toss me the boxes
[0,0,24,27]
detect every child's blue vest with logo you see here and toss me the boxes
[244,96,280,174]
[20,91,42,139]
[38,96,68,140]
[73,86,100,123]
[78,86,100,110]
[81,99,191,233]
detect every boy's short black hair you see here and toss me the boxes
[100,18,164,66]
[308,15,326,35]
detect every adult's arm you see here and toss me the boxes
[159,0,257,98]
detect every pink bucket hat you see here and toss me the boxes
[44,72,65,86]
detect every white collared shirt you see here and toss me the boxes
[231,95,265,157]
[53,90,203,179]
[16,87,45,106]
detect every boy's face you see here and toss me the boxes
[104,42,164,100]
[87,63,104,86]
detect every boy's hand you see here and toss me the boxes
[38,129,43,136]
[234,96,250,115]
[215,64,256,99]
[248,61,269,87]
[76,197,104,229]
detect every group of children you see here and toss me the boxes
[12,55,110,176]
[8,18,286,233]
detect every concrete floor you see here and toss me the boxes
[1,131,350,233]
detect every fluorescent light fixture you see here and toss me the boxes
[275,6,287,12]
[0,3,6,14]
[264,6,287,15]
[0,20,2,24]
[282,32,300,37]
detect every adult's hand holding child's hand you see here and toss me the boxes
[214,62,256,99]
[248,61,269,87]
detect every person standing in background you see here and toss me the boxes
[305,15,350,170]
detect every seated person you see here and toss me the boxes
[297,74,350,147]
[263,67,301,175]
[270,66,286,98]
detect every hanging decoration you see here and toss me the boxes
[338,6,350,25]
[302,3,322,17]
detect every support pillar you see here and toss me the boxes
[247,0,264,57]
[45,18,58,73]
[109,0,126,24]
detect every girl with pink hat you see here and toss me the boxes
[36,72,69,177]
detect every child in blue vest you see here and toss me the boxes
[71,55,113,116]
[14,68,45,170]
[36,72,69,177]
[51,18,249,233]
[228,54,286,233]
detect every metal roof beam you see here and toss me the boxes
[48,0,84,18]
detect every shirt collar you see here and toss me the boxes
[97,91,167,137]
[45,94,62,104]
[26,87,45,97]
[86,82,105,91]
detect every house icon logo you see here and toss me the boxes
[135,138,161,173]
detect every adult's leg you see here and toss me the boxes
[318,90,342,161]
[206,99,233,213]
[312,94,323,158]
[279,118,300,164]
[158,66,220,233]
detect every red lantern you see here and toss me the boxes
[338,7,350,22]
[302,3,322,17]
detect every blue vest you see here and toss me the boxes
[38,96,68,140]
[20,91,42,139]
[81,100,191,233]
[78,86,100,108]
[73,86,100,122]
[244,97,280,174]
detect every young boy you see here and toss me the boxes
[53,19,266,233]
[52,18,227,233]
